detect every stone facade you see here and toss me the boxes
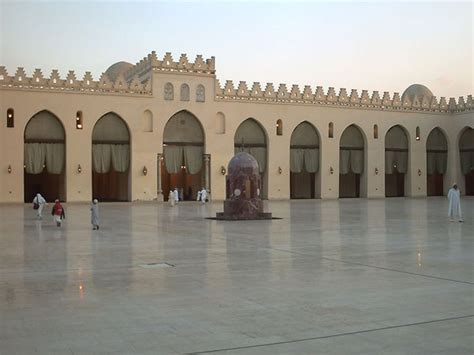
[0,51,473,202]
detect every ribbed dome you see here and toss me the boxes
[401,84,433,103]
[228,152,260,176]
[105,61,133,81]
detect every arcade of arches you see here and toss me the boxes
[19,109,473,202]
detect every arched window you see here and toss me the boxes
[196,84,205,102]
[142,110,153,132]
[328,122,334,138]
[7,108,14,128]
[416,126,420,141]
[164,83,174,100]
[373,124,378,139]
[76,111,83,129]
[276,119,283,136]
[180,84,190,101]
[215,112,225,134]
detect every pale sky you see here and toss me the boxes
[0,0,472,98]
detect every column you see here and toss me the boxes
[204,154,210,199]
[157,153,164,201]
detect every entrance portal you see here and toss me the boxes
[426,127,447,196]
[459,128,474,195]
[339,125,365,198]
[385,125,408,197]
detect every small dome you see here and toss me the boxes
[401,84,433,103]
[228,152,260,176]
[105,61,133,81]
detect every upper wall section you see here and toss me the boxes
[0,51,471,115]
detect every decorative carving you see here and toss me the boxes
[164,82,174,100]
[237,81,249,97]
[196,84,205,102]
[180,83,190,101]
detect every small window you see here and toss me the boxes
[76,111,83,129]
[416,126,420,141]
[7,108,14,128]
[164,83,174,100]
[196,84,205,102]
[142,110,153,132]
[373,124,378,139]
[328,122,334,138]
[276,119,283,136]
[180,84,190,101]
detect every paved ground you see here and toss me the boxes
[0,197,473,354]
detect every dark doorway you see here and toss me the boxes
[427,173,444,196]
[339,172,360,198]
[466,171,474,196]
[385,172,404,197]
[24,170,65,202]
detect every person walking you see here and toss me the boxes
[91,199,99,230]
[168,190,175,207]
[51,199,66,227]
[32,193,47,219]
[174,187,179,204]
[200,187,207,204]
[447,183,464,222]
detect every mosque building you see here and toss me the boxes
[0,51,473,203]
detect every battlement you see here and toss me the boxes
[215,80,473,114]
[0,66,151,96]
[124,51,216,79]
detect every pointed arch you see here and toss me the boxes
[426,127,448,196]
[459,127,474,195]
[339,124,366,198]
[23,110,66,202]
[385,124,409,197]
[92,112,131,201]
[290,121,321,199]
[234,118,268,198]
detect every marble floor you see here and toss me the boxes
[0,197,473,355]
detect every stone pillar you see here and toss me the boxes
[157,153,164,201]
[204,154,211,198]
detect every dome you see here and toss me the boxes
[104,61,134,81]
[228,152,260,176]
[401,84,434,103]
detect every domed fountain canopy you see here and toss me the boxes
[104,61,134,81]
[401,84,434,102]
[228,152,260,176]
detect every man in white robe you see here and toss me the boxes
[90,199,99,230]
[447,183,463,222]
[173,188,179,203]
[168,190,175,206]
[200,188,207,204]
[33,193,47,219]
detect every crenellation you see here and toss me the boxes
[264,83,276,98]
[457,96,465,110]
[402,95,411,108]
[392,93,402,107]
[371,91,381,106]
[314,86,325,101]
[163,52,175,68]
[338,88,348,103]
[82,72,94,88]
[421,95,430,109]
[382,92,391,106]
[290,84,301,100]
[49,69,63,87]
[360,90,370,105]
[448,97,457,111]
[224,80,236,96]
[302,85,313,100]
[251,82,263,97]
[430,96,439,110]
[193,55,206,70]
[98,73,113,90]
[439,97,448,110]
[326,87,337,102]
[237,81,249,96]
[215,79,223,96]
[32,69,45,85]
[65,70,78,88]
[412,95,421,109]
[350,89,360,104]
[277,84,289,99]
[466,95,473,108]
[14,67,28,85]
[178,54,190,69]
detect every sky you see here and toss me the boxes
[0,0,472,98]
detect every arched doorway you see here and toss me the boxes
[24,111,66,202]
[459,127,474,195]
[162,110,204,201]
[92,113,130,201]
[385,125,408,197]
[426,127,447,196]
[234,118,268,199]
[339,125,365,198]
[290,122,320,199]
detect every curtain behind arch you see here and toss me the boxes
[45,143,65,174]
[164,146,183,174]
[340,150,351,175]
[111,144,130,172]
[304,149,319,173]
[290,149,304,173]
[460,152,473,175]
[24,143,46,174]
[184,146,203,174]
[92,144,112,173]
[350,150,364,174]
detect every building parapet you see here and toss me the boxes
[215,80,473,114]
[0,66,152,96]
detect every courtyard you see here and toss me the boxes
[0,197,472,354]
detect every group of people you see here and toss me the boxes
[32,193,100,229]
[168,187,208,206]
